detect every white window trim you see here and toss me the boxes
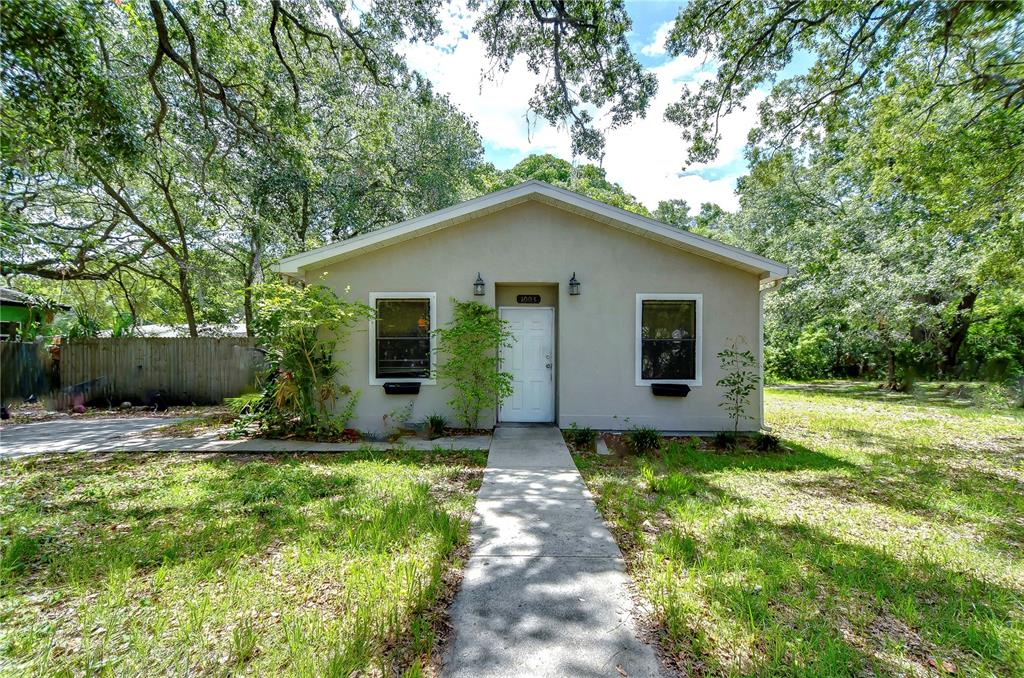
[369,292,437,385]
[635,293,703,387]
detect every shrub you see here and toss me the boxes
[238,281,371,437]
[624,426,660,454]
[754,431,782,452]
[716,335,758,434]
[434,299,514,429]
[712,431,737,450]
[564,423,597,449]
[426,414,447,439]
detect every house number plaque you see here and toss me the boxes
[516,294,541,304]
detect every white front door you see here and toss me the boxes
[499,307,555,422]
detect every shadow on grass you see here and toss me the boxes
[661,440,857,474]
[670,514,1023,676]
[770,381,1021,411]
[0,451,480,589]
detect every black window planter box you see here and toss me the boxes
[651,383,691,397]
[383,382,421,395]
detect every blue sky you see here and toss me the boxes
[402,2,809,211]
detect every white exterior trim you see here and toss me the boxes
[273,181,791,281]
[635,293,703,387]
[368,292,437,386]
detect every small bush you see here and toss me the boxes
[426,414,447,439]
[754,431,782,452]
[624,426,661,454]
[712,431,737,450]
[564,423,597,449]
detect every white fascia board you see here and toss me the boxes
[271,180,792,280]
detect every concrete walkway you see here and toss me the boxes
[443,426,662,678]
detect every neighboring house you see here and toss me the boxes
[97,322,249,338]
[0,288,70,341]
[274,181,791,432]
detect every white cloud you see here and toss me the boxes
[640,21,673,57]
[400,4,759,212]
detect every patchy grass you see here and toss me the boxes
[144,410,237,437]
[575,383,1024,677]
[0,449,486,675]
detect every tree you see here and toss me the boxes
[481,153,650,215]
[470,0,657,159]
[1,0,483,336]
[662,0,1024,165]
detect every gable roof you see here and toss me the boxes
[272,180,791,281]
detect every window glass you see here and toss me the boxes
[375,298,431,378]
[640,299,696,380]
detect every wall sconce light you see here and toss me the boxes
[473,272,485,296]
[568,272,581,296]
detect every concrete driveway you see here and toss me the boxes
[0,417,181,459]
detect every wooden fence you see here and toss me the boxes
[1,341,55,403]
[58,337,263,406]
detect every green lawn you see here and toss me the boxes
[0,449,486,676]
[574,383,1024,677]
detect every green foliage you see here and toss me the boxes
[249,281,372,436]
[664,0,1023,165]
[766,321,839,382]
[563,423,598,449]
[481,153,650,215]
[712,431,737,450]
[717,336,758,434]
[470,1,655,159]
[434,299,514,429]
[624,426,661,454]
[425,414,448,439]
[753,431,782,453]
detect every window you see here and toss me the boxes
[0,321,20,341]
[369,292,436,384]
[635,294,702,386]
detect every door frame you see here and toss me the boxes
[497,305,556,423]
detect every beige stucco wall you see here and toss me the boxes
[305,200,763,433]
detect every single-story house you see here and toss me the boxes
[274,181,790,432]
[0,287,71,341]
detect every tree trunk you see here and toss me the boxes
[243,228,264,338]
[939,289,978,376]
[243,275,255,337]
[885,348,896,389]
[177,265,199,338]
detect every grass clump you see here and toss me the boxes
[425,414,448,439]
[563,423,598,450]
[0,449,486,675]
[624,425,661,454]
[573,382,1024,677]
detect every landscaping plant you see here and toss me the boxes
[434,299,514,429]
[425,414,447,439]
[716,335,758,434]
[624,425,660,454]
[246,281,372,437]
[564,422,598,450]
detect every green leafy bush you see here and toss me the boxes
[754,431,782,452]
[712,431,737,450]
[624,426,660,454]
[238,281,371,437]
[434,299,514,429]
[425,414,447,439]
[563,423,597,449]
